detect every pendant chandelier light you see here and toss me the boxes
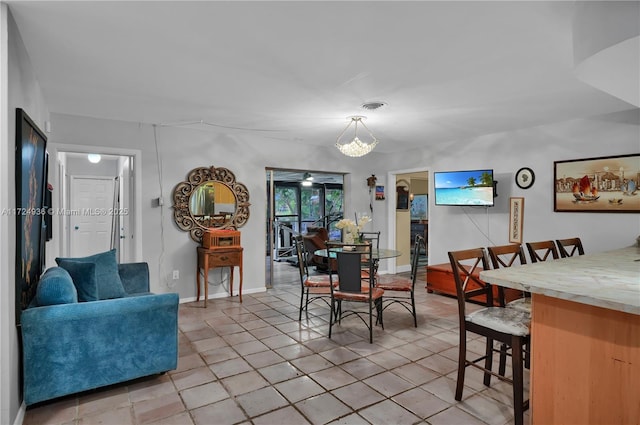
[335,116,378,157]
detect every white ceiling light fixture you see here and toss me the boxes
[87,153,102,163]
[303,172,314,181]
[335,116,378,157]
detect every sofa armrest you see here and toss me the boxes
[21,293,179,405]
[118,262,150,294]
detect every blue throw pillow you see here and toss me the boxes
[56,249,126,300]
[55,260,98,302]
[36,267,78,306]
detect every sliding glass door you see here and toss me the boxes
[266,170,344,287]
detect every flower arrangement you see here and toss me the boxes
[335,215,371,243]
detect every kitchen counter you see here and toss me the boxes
[480,245,640,314]
[480,245,640,424]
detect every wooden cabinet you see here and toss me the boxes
[426,263,522,306]
[197,230,243,307]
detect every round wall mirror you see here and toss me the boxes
[173,166,250,242]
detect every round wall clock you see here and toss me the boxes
[515,167,535,189]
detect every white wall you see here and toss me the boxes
[47,114,385,300]
[386,109,640,265]
[2,7,50,425]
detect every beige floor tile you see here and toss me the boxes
[179,381,229,410]
[330,381,385,410]
[358,399,421,425]
[391,387,450,419]
[208,357,253,379]
[78,405,134,425]
[338,357,386,380]
[294,393,352,425]
[171,366,217,391]
[258,361,302,384]
[190,398,247,425]
[290,353,334,374]
[220,370,269,396]
[251,406,311,425]
[274,376,325,403]
[234,386,289,418]
[363,371,414,397]
[308,366,358,391]
[132,392,185,424]
[428,405,488,425]
[23,266,524,425]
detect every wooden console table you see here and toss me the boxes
[426,263,522,306]
[196,229,243,307]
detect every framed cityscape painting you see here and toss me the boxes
[15,108,48,324]
[554,153,640,213]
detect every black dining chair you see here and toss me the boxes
[359,231,381,249]
[448,248,530,425]
[327,241,384,343]
[556,237,585,258]
[374,234,424,327]
[294,236,335,321]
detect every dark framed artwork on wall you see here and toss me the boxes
[15,108,48,324]
[554,153,640,213]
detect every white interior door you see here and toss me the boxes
[69,176,115,257]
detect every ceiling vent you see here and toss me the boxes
[361,101,387,110]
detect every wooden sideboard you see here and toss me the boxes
[197,230,243,307]
[426,263,522,306]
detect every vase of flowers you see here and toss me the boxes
[335,215,371,244]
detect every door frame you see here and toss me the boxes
[386,167,430,274]
[47,143,142,263]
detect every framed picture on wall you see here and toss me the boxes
[410,194,428,220]
[509,197,524,243]
[15,108,48,324]
[554,153,640,213]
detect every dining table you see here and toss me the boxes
[479,245,640,425]
[314,247,402,260]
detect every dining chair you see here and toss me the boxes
[327,242,384,343]
[487,244,530,313]
[448,248,530,425]
[294,236,335,321]
[556,237,585,258]
[525,240,559,263]
[359,231,381,249]
[486,243,531,372]
[374,234,424,327]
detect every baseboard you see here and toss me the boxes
[178,287,267,304]
[14,402,26,425]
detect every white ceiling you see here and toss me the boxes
[7,1,636,154]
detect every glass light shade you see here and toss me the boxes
[335,116,378,157]
[87,154,102,163]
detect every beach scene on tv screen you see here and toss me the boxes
[434,170,493,206]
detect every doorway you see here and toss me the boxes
[386,168,429,274]
[266,169,344,288]
[47,143,142,265]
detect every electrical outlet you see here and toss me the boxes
[172,270,179,280]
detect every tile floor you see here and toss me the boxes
[23,264,529,425]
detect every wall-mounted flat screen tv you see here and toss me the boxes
[434,169,495,206]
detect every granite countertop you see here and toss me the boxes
[479,245,640,315]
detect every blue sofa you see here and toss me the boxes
[21,259,179,406]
